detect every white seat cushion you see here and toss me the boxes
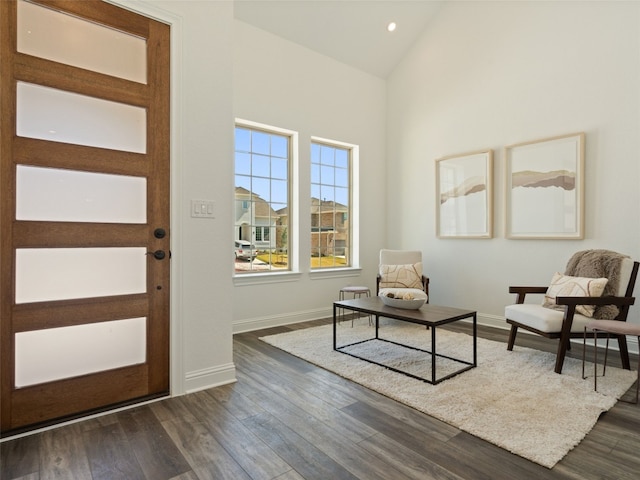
[505,304,592,333]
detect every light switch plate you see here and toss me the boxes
[191,199,214,218]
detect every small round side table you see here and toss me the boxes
[582,319,640,404]
[339,286,372,326]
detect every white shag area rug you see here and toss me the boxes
[259,320,637,468]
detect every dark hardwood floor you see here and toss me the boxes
[2,318,639,479]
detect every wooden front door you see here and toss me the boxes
[1,0,171,435]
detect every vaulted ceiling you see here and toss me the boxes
[234,0,444,78]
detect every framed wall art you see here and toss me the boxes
[505,132,585,239]
[436,149,493,239]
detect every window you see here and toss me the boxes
[254,226,271,242]
[235,124,290,273]
[310,141,351,269]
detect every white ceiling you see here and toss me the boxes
[233,1,444,78]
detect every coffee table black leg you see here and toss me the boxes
[375,314,379,339]
[473,312,477,366]
[333,303,337,350]
[431,324,436,383]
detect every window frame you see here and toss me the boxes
[310,137,357,271]
[234,119,298,278]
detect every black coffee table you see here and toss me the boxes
[333,297,477,384]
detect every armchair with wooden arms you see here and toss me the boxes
[505,250,638,374]
[376,249,429,300]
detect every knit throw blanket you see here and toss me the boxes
[564,249,628,319]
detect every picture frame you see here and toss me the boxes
[435,149,493,239]
[505,132,585,239]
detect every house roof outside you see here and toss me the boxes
[235,186,276,219]
[276,197,348,217]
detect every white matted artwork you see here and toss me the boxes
[436,149,493,238]
[505,133,584,239]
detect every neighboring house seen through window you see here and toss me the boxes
[311,141,351,269]
[234,124,290,273]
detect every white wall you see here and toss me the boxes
[170,0,236,392]
[387,1,640,338]
[232,21,387,331]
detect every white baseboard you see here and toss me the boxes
[476,312,509,330]
[184,363,237,394]
[233,307,333,333]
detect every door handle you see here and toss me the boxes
[146,250,166,260]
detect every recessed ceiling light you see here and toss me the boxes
[387,22,397,32]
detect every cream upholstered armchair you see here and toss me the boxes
[505,250,639,374]
[376,249,429,302]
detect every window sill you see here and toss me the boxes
[233,270,302,286]
[233,267,363,285]
[309,267,362,280]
